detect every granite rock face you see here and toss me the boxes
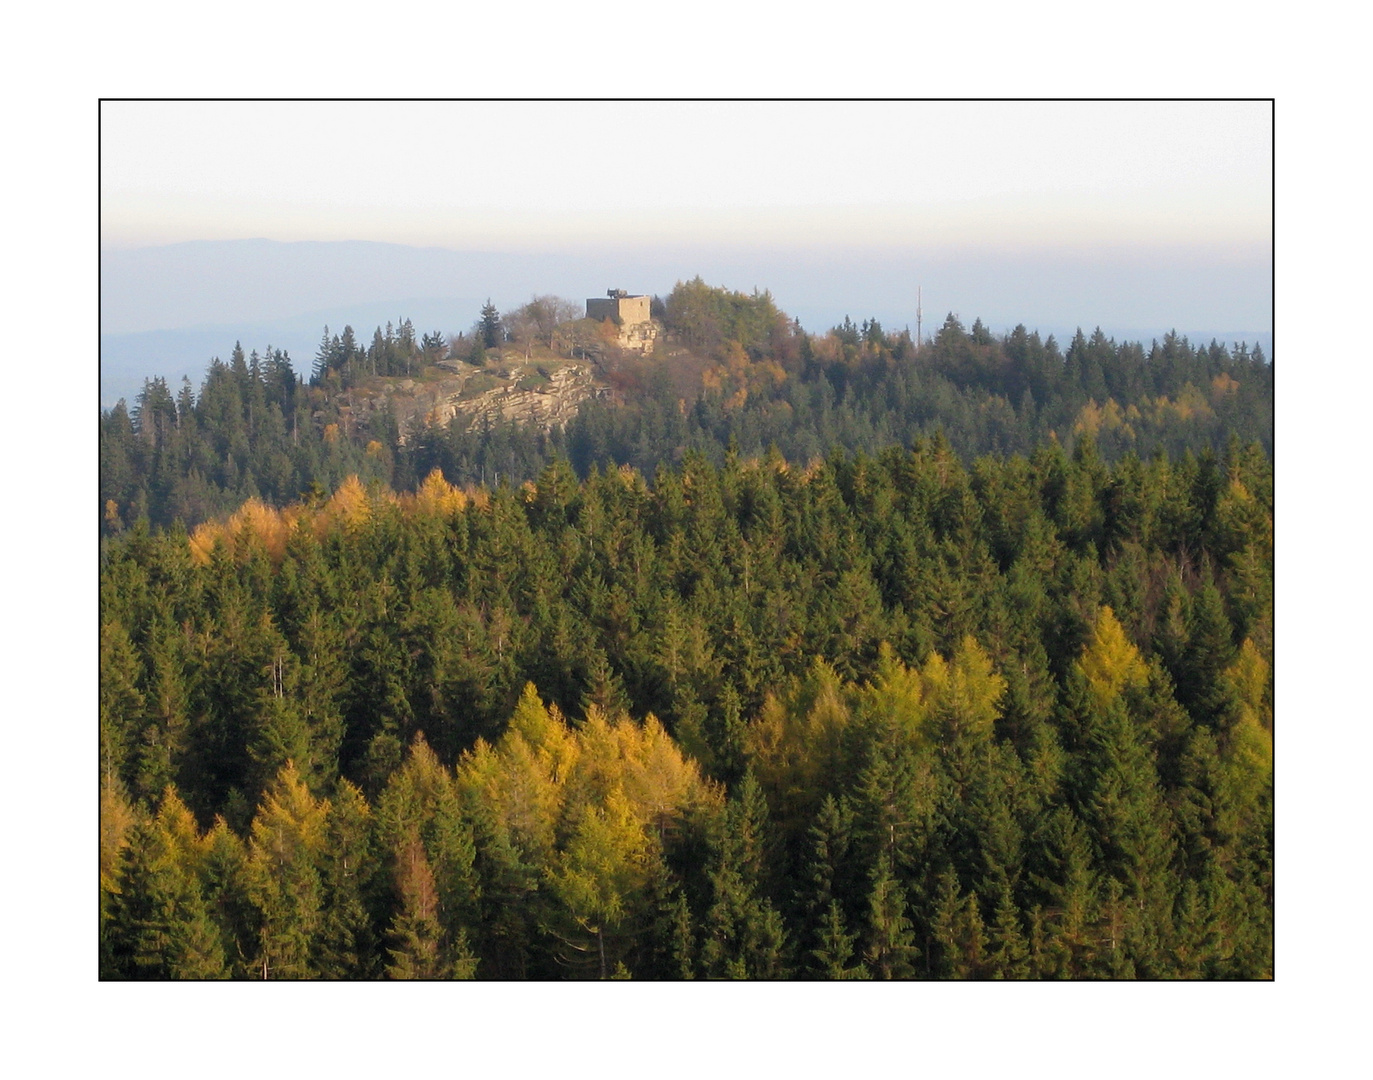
[331,361,608,444]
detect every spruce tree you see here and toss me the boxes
[864,858,918,979]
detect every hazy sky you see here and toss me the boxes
[101,100,1271,254]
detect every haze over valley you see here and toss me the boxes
[101,237,1271,407]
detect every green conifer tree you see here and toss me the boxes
[863,858,918,979]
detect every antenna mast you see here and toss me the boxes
[916,285,923,348]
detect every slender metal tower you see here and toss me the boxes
[916,285,923,348]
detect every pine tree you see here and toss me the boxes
[103,791,229,979]
[134,613,192,803]
[700,772,786,978]
[1174,581,1241,733]
[863,858,917,979]
[800,793,856,970]
[668,889,696,979]
[1027,807,1099,978]
[99,620,145,796]
[200,816,256,977]
[314,778,381,979]
[1067,677,1176,975]
[987,881,1031,979]
[814,900,869,979]
[480,301,502,350]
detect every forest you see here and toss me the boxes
[99,281,1273,979]
[100,278,1271,537]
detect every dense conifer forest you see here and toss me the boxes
[100,279,1271,537]
[99,281,1273,979]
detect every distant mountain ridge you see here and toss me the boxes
[100,239,579,335]
[100,297,483,407]
[100,238,1271,407]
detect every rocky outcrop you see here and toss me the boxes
[334,362,607,444]
[424,363,606,433]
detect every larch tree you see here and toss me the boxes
[245,761,330,979]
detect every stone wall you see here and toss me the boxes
[586,294,652,327]
[585,293,657,353]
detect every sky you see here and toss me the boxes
[98,100,1273,401]
[102,100,1271,255]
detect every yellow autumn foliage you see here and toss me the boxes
[546,787,652,934]
[156,786,211,865]
[181,470,503,568]
[809,332,843,364]
[506,683,579,775]
[1228,638,1271,724]
[1215,475,1272,554]
[747,645,937,837]
[754,359,787,389]
[231,498,294,563]
[1073,398,1136,441]
[1210,372,1240,400]
[459,686,578,867]
[248,760,331,871]
[621,714,718,831]
[1080,606,1150,708]
[318,474,372,534]
[1227,637,1273,766]
[611,463,646,495]
[1149,384,1214,424]
[188,499,297,566]
[1228,705,1273,782]
[100,778,137,893]
[1221,638,1273,808]
[747,659,853,827]
[188,520,227,566]
[568,707,719,837]
[859,642,928,744]
[405,468,469,518]
[921,636,1006,743]
[458,685,719,875]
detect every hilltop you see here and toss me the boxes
[100,278,1271,536]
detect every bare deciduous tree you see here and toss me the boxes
[520,295,582,351]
